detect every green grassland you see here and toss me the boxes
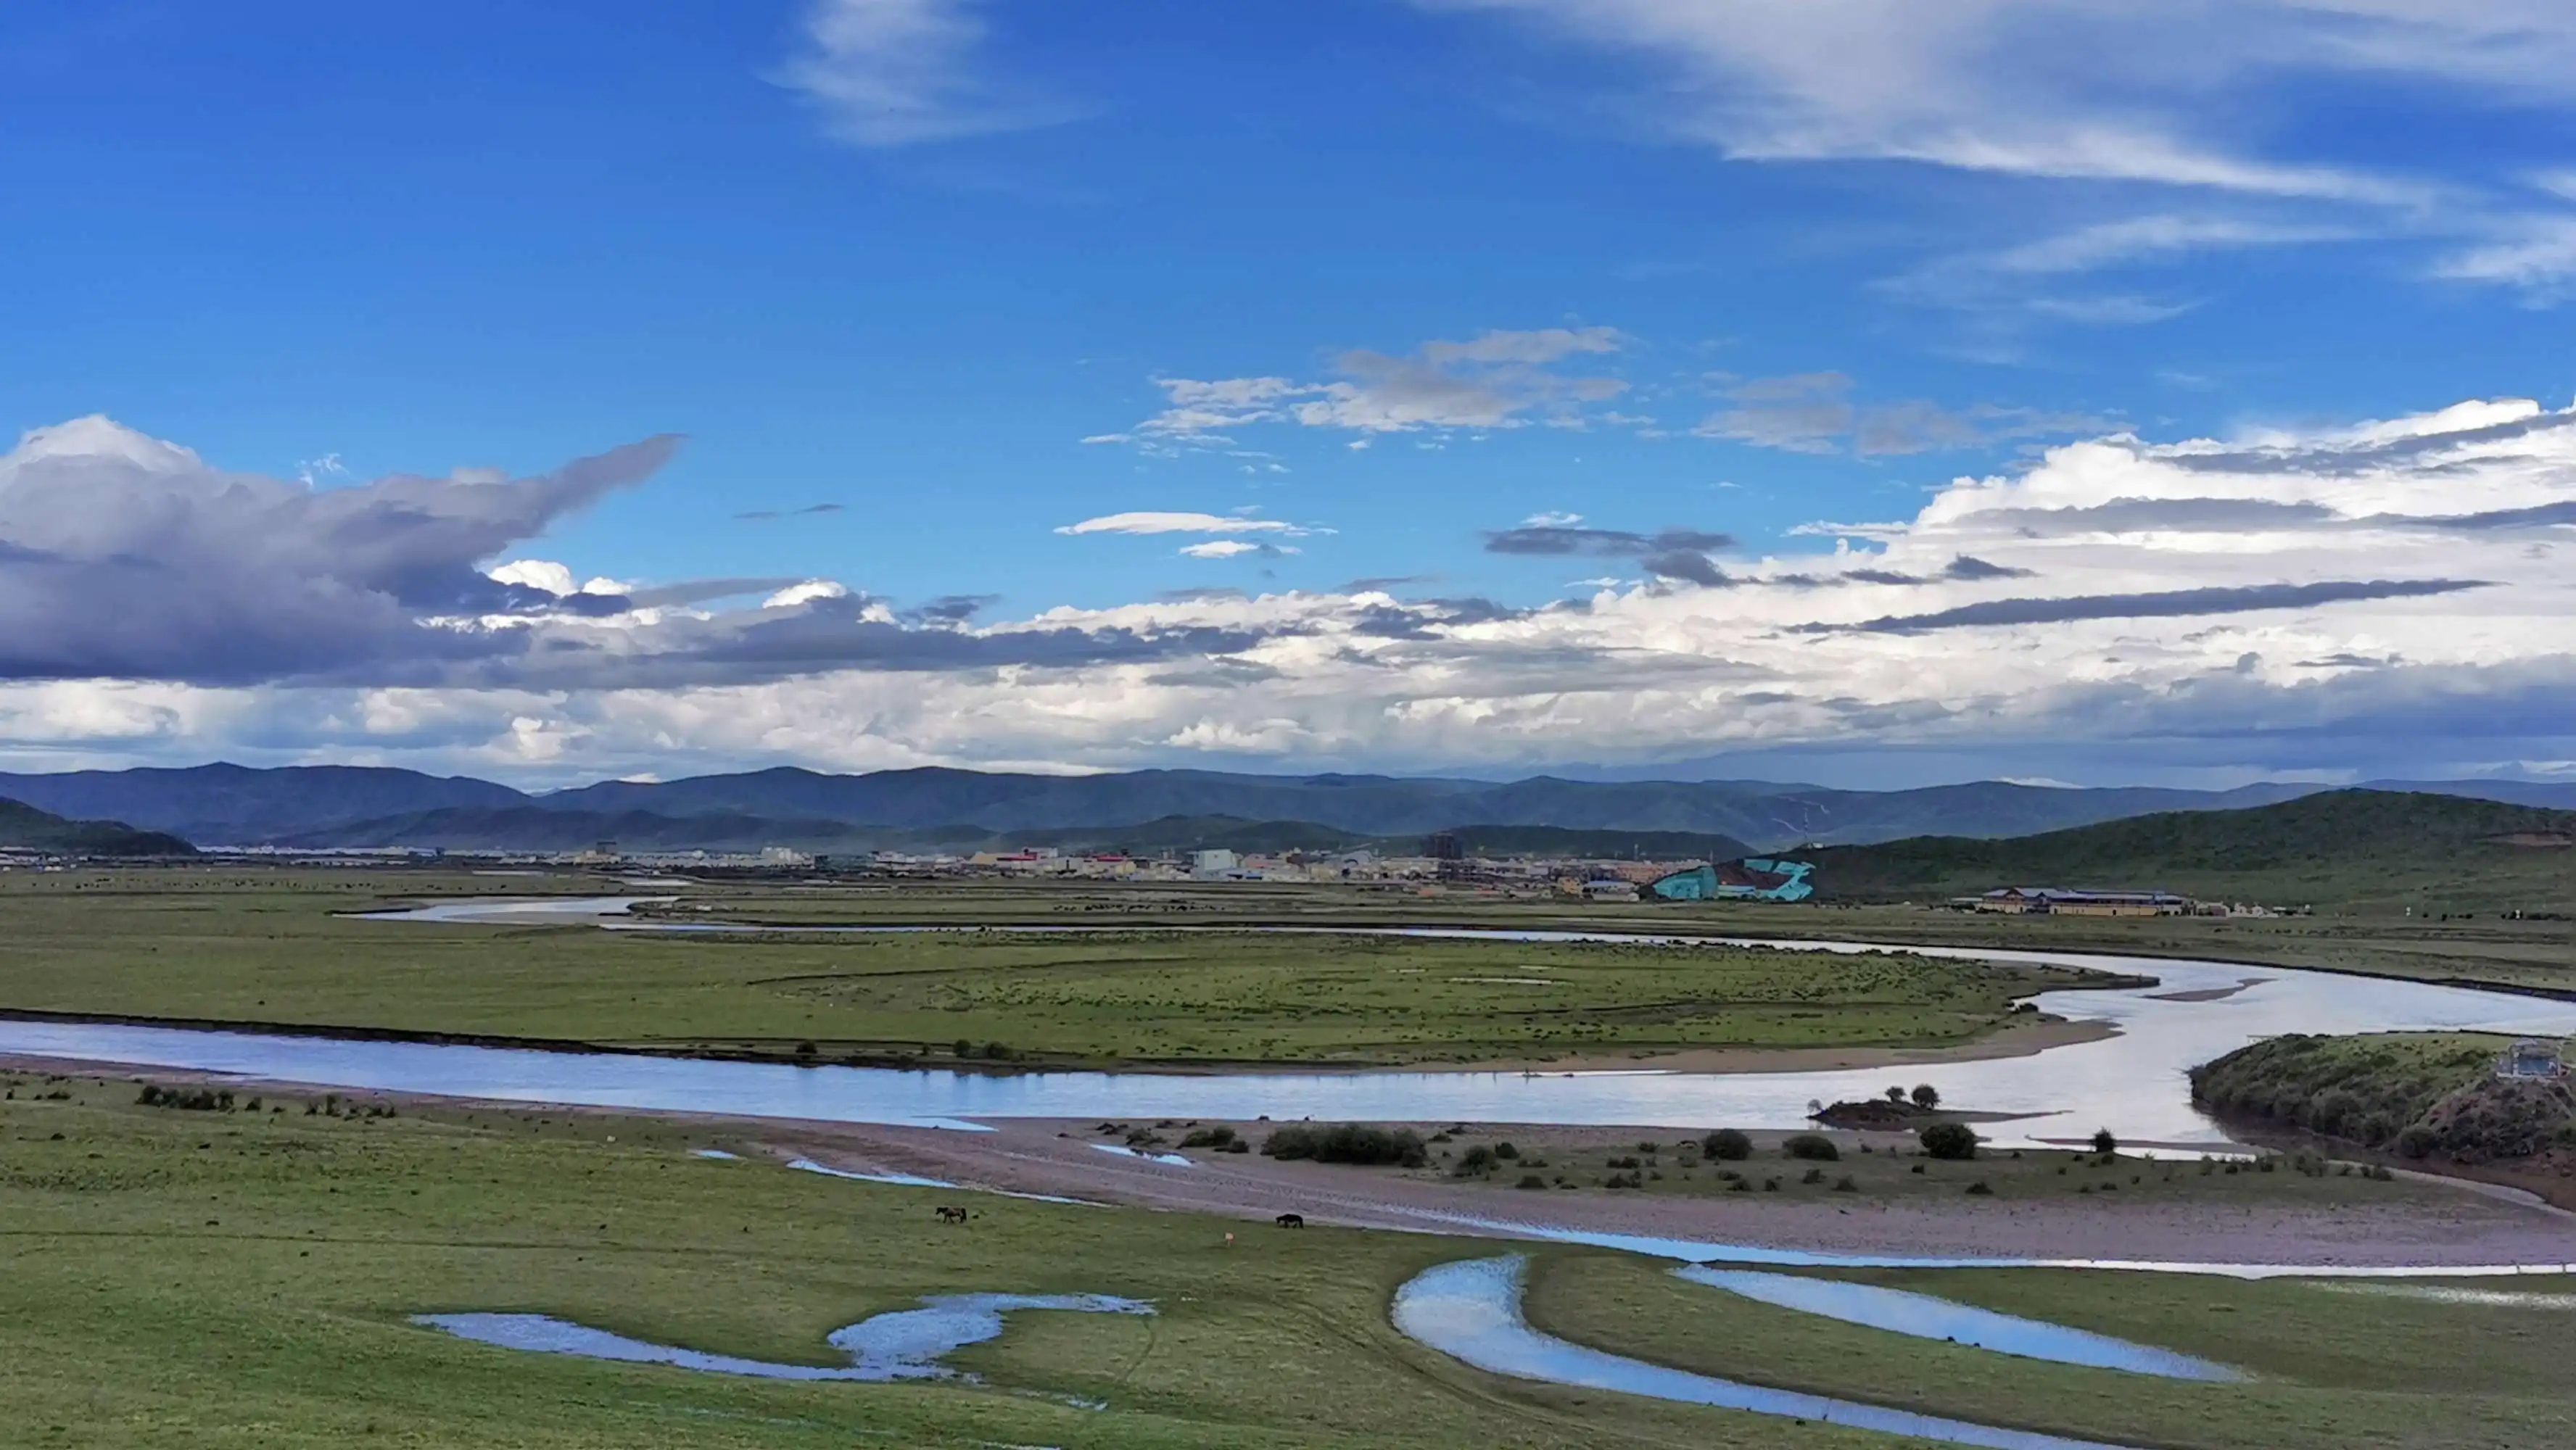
[0,1073,1857,1450]
[6,1080,2570,1449]
[1527,1253,2576,1450]
[0,871,2107,1067]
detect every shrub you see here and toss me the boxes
[1965,1180,1994,1196]
[1800,1167,1825,1185]
[1262,1124,1428,1167]
[1911,1083,1941,1109]
[1783,1133,1840,1161]
[953,1038,974,1058]
[1516,1174,1547,1189]
[2394,1124,2438,1159]
[1456,1145,1498,1176]
[1831,1175,1858,1192]
[1918,1123,1979,1160]
[981,1041,1014,1061]
[1493,1141,1519,1160]
[2091,1127,2120,1156]
[1883,1085,1906,1102]
[1178,1126,1239,1149]
[1702,1129,1753,1161]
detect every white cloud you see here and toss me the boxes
[1057,512,1305,536]
[1417,1,2528,202]
[29,401,2576,785]
[763,579,852,608]
[772,0,1072,147]
[1178,540,1300,561]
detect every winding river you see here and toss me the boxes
[1,896,2571,1151]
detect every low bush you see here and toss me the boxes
[1262,1123,1428,1168]
[1456,1145,1498,1176]
[1515,1174,1547,1189]
[1493,1141,1520,1160]
[1702,1129,1753,1161]
[136,1085,232,1112]
[1178,1125,1239,1149]
[1919,1122,1979,1160]
[1783,1133,1840,1161]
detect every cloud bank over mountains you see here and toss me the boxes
[4,397,2574,784]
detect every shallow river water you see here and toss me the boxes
[4,895,2570,1149]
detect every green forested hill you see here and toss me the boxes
[0,798,196,857]
[1796,790,2576,908]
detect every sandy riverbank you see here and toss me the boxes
[14,1054,2569,1269]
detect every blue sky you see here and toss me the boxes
[5,1,2576,786]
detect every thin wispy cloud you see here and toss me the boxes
[1092,327,1628,446]
[773,0,1078,147]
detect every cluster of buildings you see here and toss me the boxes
[1961,887,2292,918]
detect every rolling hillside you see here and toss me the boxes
[0,798,196,857]
[1794,790,2576,908]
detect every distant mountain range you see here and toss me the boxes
[0,797,195,857]
[1,761,2572,855]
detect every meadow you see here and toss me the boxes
[5,1075,2571,1449]
[0,870,2104,1068]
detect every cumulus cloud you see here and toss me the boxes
[23,398,2576,785]
[1102,327,1627,444]
[0,417,1268,691]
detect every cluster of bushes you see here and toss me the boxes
[1918,1122,1980,1160]
[1262,1123,1427,1167]
[136,1085,234,1112]
[953,1038,1017,1061]
[2192,1034,2576,1163]
[1702,1129,1752,1161]
[1178,1125,1250,1152]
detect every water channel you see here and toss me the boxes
[4,895,2569,1151]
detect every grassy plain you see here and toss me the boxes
[5,1081,2569,1449]
[0,1072,1873,1450]
[1527,1253,2576,1450]
[0,870,2105,1068]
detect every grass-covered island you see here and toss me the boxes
[2192,1032,2576,1201]
[0,871,2123,1070]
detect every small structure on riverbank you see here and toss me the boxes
[2496,1039,2567,1081]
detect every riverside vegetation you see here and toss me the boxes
[2192,1032,2576,1200]
[0,870,2113,1069]
[4,1078,2570,1449]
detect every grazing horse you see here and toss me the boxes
[935,1204,969,1224]
[1273,1212,1305,1228]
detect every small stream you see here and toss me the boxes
[1671,1266,2242,1379]
[417,1290,1151,1383]
[1392,1256,2142,1450]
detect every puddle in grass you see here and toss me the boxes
[418,1292,1152,1383]
[1393,1256,2139,1450]
[1674,1266,2242,1380]
[1088,1143,1194,1167]
[2303,1282,2576,1309]
[785,1156,1106,1206]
